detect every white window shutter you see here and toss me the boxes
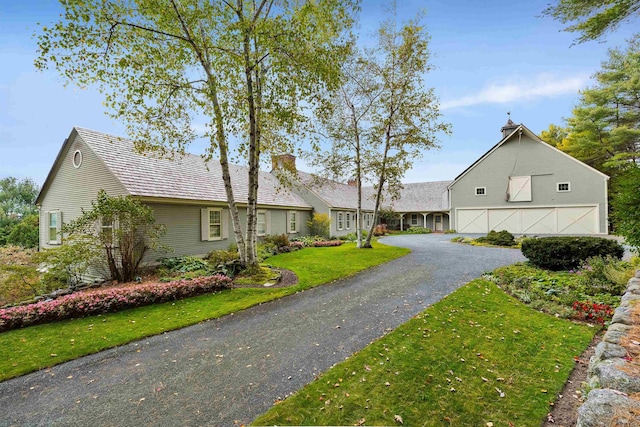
[265,210,271,235]
[200,208,209,241]
[509,176,532,202]
[55,211,62,244]
[222,209,229,239]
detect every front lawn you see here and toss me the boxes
[0,241,409,382]
[253,279,596,426]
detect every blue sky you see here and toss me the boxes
[0,0,637,187]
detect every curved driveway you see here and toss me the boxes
[0,234,525,426]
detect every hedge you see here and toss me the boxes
[521,237,624,271]
[0,275,232,332]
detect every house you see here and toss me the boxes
[36,127,313,259]
[271,155,376,237]
[372,181,452,232]
[448,120,609,234]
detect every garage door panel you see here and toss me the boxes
[521,208,555,234]
[457,206,598,235]
[488,209,520,233]
[557,207,597,234]
[457,209,488,233]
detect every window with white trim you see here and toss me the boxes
[338,212,344,230]
[475,187,486,196]
[48,211,61,245]
[288,211,298,233]
[209,209,222,240]
[257,210,267,236]
[101,217,115,245]
[346,212,351,230]
[557,182,571,192]
[365,213,371,228]
[410,214,418,225]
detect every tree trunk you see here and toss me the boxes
[364,133,392,248]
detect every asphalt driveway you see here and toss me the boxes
[0,234,525,427]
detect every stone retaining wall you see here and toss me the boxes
[576,271,640,426]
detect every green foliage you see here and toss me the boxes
[612,165,640,251]
[521,236,624,270]
[263,234,290,248]
[574,255,633,296]
[443,229,456,234]
[207,249,240,266]
[6,214,39,248]
[486,262,622,319]
[307,213,332,238]
[341,230,369,241]
[0,177,39,246]
[475,230,515,247]
[160,256,211,274]
[35,0,358,268]
[0,242,407,381]
[538,124,568,148]
[0,246,41,306]
[405,226,432,234]
[542,0,640,43]
[557,36,640,175]
[291,235,326,247]
[35,237,102,290]
[63,190,167,282]
[254,279,595,425]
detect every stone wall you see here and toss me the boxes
[576,271,640,426]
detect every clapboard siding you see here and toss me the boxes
[39,131,128,249]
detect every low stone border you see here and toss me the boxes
[577,271,640,426]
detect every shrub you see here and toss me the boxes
[312,240,344,247]
[0,275,232,332]
[160,256,212,273]
[572,301,614,325]
[35,237,103,289]
[207,249,240,266]
[572,255,632,296]
[475,230,515,247]
[373,224,388,236]
[291,235,326,247]
[257,242,278,261]
[308,213,331,237]
[6,214,39,248]
[0,246,41,306]
[264,234,290,248]
[521,236,624,270]
[444,229,456,234]
[341,230,369,242]
[406,227,432,234]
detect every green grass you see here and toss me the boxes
[0,241,409,382]
[253,279,596,426]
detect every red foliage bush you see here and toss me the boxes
[572,300,614,325]
[373,224,388,236]
[0,275,232,332]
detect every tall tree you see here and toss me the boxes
[543,0,640,43]
[311,52,382,247]
[558,35,640,175]
[36,0,357,268]
[362,16,450,248]
[539,123,568,148]
[0,177,40,246]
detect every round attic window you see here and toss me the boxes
[72,150,83,168]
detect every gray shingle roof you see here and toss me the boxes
[363,181,451,212]
[76,127,312,209]
[296,170,376,210]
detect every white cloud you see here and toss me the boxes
[441,73,590,110]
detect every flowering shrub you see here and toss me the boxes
[0,275,232,333]
[312,240,344,247]
[289,241,305,249]
[572,300,614,325]
[373,224,388,236]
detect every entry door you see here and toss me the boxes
[434,214,443,231]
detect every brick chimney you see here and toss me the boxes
[271,154,297,172]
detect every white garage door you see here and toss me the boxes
[456,206,598,234]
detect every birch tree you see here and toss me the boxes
[362,17,450,248]
[35,0,357,268]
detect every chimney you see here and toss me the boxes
[271,154,297,172]
[347,179,357,187]
[501,117,519,138]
